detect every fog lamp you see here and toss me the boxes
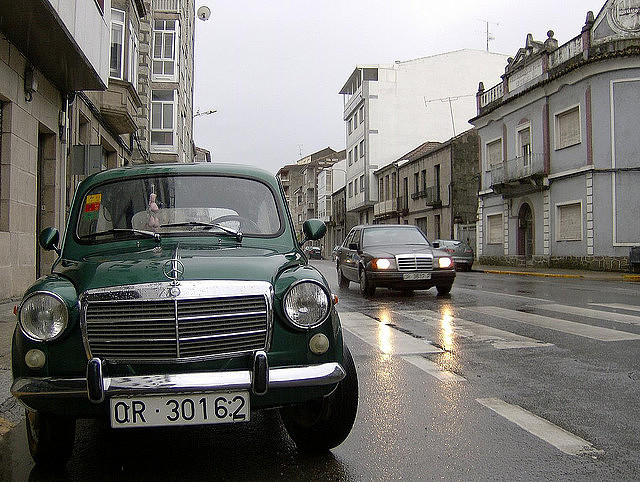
[309,333,330,355]
[25,349,46,369]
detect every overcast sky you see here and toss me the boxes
[192,0,607,173]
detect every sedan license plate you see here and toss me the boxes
[402,272,431,280]
[110,391,250,428]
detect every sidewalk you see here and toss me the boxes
[473,264,640,282]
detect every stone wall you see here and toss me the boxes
[478,255,632,272]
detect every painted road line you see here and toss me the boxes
[468,306,640,341]
[589,302,640,314]
[476,398,603,456]
[398,310,553,350]
[339,311,442,355]
[539,303,640,326]
[402,355,466,382]
[454,286,551,304]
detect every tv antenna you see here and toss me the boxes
[424,94,475,137]
[297,144,304,157]
[482,20,499,52]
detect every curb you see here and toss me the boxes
[622,274,640,282]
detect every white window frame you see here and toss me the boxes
[554,105,581,150]
[487,213,503,244]
[359,105,364,124]
[555,200,583,242]
[360,175,365,193]
[128,21,139,89]
[152,19,180,82]
[150,89,178,152]
[485,137,503,170]
[110,9,126,80]
[359,140,365,157]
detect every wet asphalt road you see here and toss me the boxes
[1,261,639,480]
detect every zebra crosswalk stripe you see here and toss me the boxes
[538,303,640,326]
[477,398,603,456]
[467,306,640,341]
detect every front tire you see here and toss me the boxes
[359,269,376,296]
[26,410,76,469]
[280,345,358,452]
[436,283,452,295]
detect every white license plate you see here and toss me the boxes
[110,391,250,428]
[403,272,431,280]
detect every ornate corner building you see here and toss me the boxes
[471,0,640,271]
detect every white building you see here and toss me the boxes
[339,50,508,223]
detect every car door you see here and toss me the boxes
[341,229,361,281]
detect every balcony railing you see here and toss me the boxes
[490,153,545,186]
[424,186,441,206]
[153,0,179,12]
[411,189,426,200]
[480,82,504,108]
[374,197,398,217]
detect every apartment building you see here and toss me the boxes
[339,50,508,224]
[0,0,197,299]
[0,1,109,299]
[472,0,640,270]
[138,0,195,164]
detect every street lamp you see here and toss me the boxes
[193,108,217,118]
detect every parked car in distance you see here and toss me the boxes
[304,245,322,259]
[335,224,455,296]
[11,163,358,469]
[432,239,474,271]
[332,245,340,261]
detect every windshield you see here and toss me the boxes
[76,175,282,241]
[362,227,429,247]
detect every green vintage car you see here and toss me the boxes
[11,163,358,468]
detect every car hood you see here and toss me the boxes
[363,244,444,258]
[54,245,301,293]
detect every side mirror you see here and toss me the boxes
[300,219,326,245]
[348,243,358,251]
[432,242,440,248]
[39,227,61,255]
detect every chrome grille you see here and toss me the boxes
[82,281,272,362]
[395,254,433,271]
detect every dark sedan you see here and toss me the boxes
[335,224,455,296]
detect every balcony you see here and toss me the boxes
[374,198,398,218]
[397,196,409,215]
[490,153,546,195]
[153,0,179,12]
[411,190,426,200]
[96,79,142,134]
[424,186,442,207]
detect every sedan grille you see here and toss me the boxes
[395,254,433,271]
[81,281,272,362]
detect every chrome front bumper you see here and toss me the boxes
[12,354,346,408]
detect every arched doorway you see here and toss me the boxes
[517,203,534,259]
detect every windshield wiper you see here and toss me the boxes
[161,221,243,243]
[80,228,161,242]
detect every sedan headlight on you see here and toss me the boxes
[19,292,69,341]
[372,258,394,270]
[283,281,331,329]
[438,257,453,269]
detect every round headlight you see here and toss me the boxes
[283,281,331,329]
[19,292,69,341]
